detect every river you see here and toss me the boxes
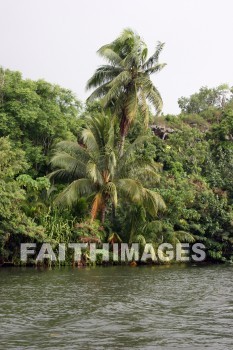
[0,264,232,349]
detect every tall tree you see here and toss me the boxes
[178,84,233,114]
[86,28,166,155]
[0,137,45,261]
[0,68,81,176]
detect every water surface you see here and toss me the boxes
[0,265,232,349]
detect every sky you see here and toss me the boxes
[0,0,233,114]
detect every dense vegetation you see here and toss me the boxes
[0,29,232,265]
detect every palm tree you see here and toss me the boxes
[49,114,165,225]
[86,28,166,155]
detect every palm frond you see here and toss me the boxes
[86,82,110,102]
[142,41,165,70]
[82,129,99,153]
[106,117,116,150]
[102,71,131,106]
[117,178,144,203]
[142,188,166,217]
[48,169,72,181]
[138,90,149,127]
[125,86,138,123]
[97,46,123,66]
[54,179,94,207]
[107,150,117,177]
[86,65,122,90]
[131,166,161,184]
[55,141,90,163]
[147,85,163,113]
[174,231,196,243]
[86,115,106,149]
[145,63,167,75]
[50,152,86,178]
[86,161,103,185]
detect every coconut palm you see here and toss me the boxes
[86,28,166,155]
[49,114,165,225]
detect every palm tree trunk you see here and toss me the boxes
[129,228,135,244]
[112,204,116,220]
[119,134,126,157]
[101,206,106,224]
[119,111,130,156]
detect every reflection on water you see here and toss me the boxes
[0,265,233,349]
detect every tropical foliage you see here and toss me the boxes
[0,29,233,265]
